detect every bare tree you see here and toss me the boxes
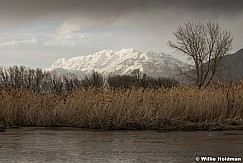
[131,69,142,82]
[82,71,104,88]
[168,22,233,88]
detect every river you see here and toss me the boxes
[0,127,242,162]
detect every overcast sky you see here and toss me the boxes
[0,0,242,68]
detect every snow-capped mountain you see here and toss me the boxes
[46,48,188,78]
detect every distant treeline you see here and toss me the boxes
[0,66,179,94]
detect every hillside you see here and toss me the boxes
[214,49,243,81]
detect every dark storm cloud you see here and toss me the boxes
[0,0,242,67]
[0,0,242,26]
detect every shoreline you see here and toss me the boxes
[2,121,243,131]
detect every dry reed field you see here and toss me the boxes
[1,84,243,130]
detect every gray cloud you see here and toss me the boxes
[0,0,242,68]
[0,0,242,28]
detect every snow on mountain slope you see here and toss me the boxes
[46,48,188,78]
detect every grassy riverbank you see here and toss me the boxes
[1,84,243,130]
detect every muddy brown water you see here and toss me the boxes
[0,127,242,163]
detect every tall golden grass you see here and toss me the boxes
[1,84,243,130]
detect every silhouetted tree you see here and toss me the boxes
[131,69,142,82]
[82,71,104,88]
[169,21,233,88]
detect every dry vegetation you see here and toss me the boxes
[1,83,243,130]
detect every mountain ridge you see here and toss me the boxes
[46,48,188,78]
[215,48,243,81]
